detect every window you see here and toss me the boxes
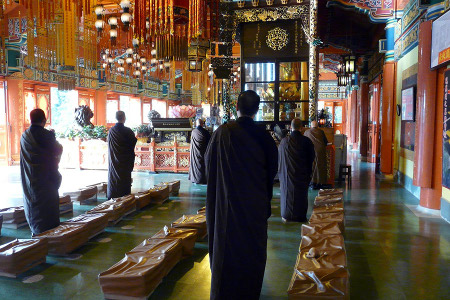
[152,99,167,118]
[243,60,309,123]
[50,87,78,132]
[106,100,119,124]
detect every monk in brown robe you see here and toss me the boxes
[304,120,329,189]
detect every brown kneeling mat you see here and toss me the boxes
[134,192,152,210]
[318,188,344,197]
[152,226,198,257]
[309,212,345,232]
[62,213,109,239]
[171,214,207,240]
[0,239,48,277]
[98,252,167,300]
[128,238,183,276]
[87,195,135,224]
[156,180,181,196]
[312,202,344,214]
[287,267,349,299]
[314,195,343,206]
[0,206,27,226]
[301,222,343,236]
[32,224,89,255]
[149,186,170,204]
[299,234,345,252]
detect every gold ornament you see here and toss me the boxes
[266,27,289,51]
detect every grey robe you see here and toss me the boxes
[304,127,328,185]
[20,125,63,235]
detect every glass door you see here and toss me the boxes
[243,60,309,123]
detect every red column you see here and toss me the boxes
[359,79,369,160]
[413,20,437,189]
[95,90,107,126]
[418,68,445,210]
[6,78,24,165]
[380,62,396,174]
[350,90,358,149]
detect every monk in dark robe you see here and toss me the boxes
[304,120,329,189]
[20,109,63,235]
[188,119,211,184]
[278,119,315,222]
[107,111,137,199]
[205,90,278,300]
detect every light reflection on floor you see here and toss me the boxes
[0,154,449,299]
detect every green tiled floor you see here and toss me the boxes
[0,156,449,299]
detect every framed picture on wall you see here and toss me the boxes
[401,87,415,121]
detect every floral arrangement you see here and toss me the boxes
[169,105,197,118]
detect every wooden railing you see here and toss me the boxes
[134,138,190,173]
[58,138,190,173]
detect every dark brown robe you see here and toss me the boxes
[20,125,63,235]
[278,131,315,221]
[107,123,137,199]
[304,127,329,185]
[205,116,278,300]
[188,126,211,184]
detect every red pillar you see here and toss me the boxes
[95,90,107,126]
[418,68,444,210]
[359,79,369,160]
[350,90,358,149]
[413,20,437,189]
[380,62,396,174]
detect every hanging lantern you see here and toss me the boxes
[151,49,157,57]
[132,38,140,48]
[188,39,210,72]
[142,65,148,72]
[237,0,245,8]
[108,17,118,45]
[118,58,125,66]
[120,0,132,31]
[266,0,274,5]
[140,57,147,64]
[343,55,356,74]
[134,70,141,77]
[252,0,259,7]
[126,57,133,65]
[126,48,134,55]
[150,58,157,66]
[94,6,105,33]
[102,63,108,69]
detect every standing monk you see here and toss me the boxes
[20,109,63,235]
[188,119,211,184]
[205,90,278,300]
[278,119,315,222]
[107,111,137,199]
[304,120,329,189]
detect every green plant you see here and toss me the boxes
[58,125,108,140]
[132,124,151,138]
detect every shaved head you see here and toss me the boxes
[291,118,302,131]
[196,119,204,127]
[311,120,319,128]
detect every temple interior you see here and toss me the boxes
[0,0,450,299]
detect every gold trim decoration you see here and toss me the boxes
[266,27,289,51]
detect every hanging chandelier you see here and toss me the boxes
[343,55,356,75]
[120,0,132,31]
[94,5,105,33]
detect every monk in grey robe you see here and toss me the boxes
[189,119,211,184]
[205,90,278,300]
[304,120,329,189]
[278,119,315,222]
[20,109,63,235]
[107,111,137,199]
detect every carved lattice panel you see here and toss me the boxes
[155,153,175,168]
[135,153,152,167]
[178,154,190,168]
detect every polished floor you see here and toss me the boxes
[0,156,449,300]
